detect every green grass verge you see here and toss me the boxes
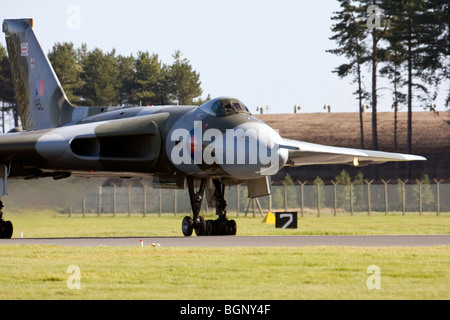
[0,245,448,300]
[6,209,450,238]
[1,210,448,300]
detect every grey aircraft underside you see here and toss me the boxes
[0,19,425,238]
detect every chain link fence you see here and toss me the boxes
[73,180,449,216]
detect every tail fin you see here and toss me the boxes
[2,18,78,130]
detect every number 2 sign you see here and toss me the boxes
[275,212,297,229]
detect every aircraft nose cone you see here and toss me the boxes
[219,122,288,179]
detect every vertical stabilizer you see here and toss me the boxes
[2,19,75,130]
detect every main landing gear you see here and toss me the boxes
[182,177,237,237]
[0,200,13,239]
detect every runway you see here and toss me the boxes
[1,235,449,247]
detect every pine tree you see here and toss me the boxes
[383,0,449,155]
[329,0,390,151]
[334,169,354,210]
[379,31,406,153]
[168,50,202,105]
[282,174,298,209]
[48,42,84,104]
[116,54,136,106]
[328,0,370,148]
[364,0,391,151]
[313,176,325,209]
[354,171,365,211]
[79,48,121,106]
[0,44,19,129]
[0,44,15,104]
[131,51,168,106]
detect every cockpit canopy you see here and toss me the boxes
[199,97,250,117]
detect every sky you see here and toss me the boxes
[1,0,448,114]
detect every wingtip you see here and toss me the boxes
[406,155,427,161]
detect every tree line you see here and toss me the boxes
[327,0,449,154]
[0,42,207,129]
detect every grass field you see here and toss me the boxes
[6,209,450,238]
[0,210,448,300]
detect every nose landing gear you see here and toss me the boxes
[182,177,237,237]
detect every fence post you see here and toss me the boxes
[174,189,177,216]
[381,179,390,215]
[364,180,373,216]
[398,179,408,216]
[158,189,162,216]
[331,180,338,216]
[128,184,131,217]
[434,179,443,216]
[113,184,117,217]
[314,179,322,217]
[97,185,101,216]
[350,181,355,216]
[143,184,147,217]
[282,181,287,211]
[236,185,240,217]
[416,179,423,215]
[82,198,86,217]
[297,180,306,218]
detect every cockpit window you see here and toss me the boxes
[200,97,250,117]
[223,102,236,115]
[212,101,225,116]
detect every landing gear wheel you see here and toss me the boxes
[182,216,193,237]
[4,221,13,239]
[0,200,13,239]
[227,220,237,236]
[194,216,206,236]
[0,220,13,239]
[206,220,216,236]
[183,177,238,237]
[217,219,228,235]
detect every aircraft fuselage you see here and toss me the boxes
[3,98,288,185]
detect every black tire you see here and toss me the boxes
[182,216,194,237]
[228,220,237,236]
[3,221,14,239]
[206,220,216,236]
[217,219,228,235]
[194,216,206,236]
[3,221,13,239]
[0,221,4,238]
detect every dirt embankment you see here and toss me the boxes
[255,111,450,156]
[255,111,450,180]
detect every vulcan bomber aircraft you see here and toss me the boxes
[0,19,425,238]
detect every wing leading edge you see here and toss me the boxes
[281,138,426,167]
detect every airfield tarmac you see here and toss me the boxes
[1,235,449,247]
